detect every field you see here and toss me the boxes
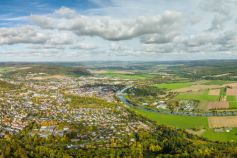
[204,80,234,85]
[229,102,237,108]
[173,84,223,93]
[154,82,192,90]
[208,89,220,95]
[197,101,209,111]
[131,107,208,129]
[207,101,229,110]
[131,80,237,142]
[173,82,237,110]
[202,128,237,142]
[227,96,237,108]
[208,116,237,128]
[226,88,237,96]
[227,96,236,101]
[130,106,237,142]
[175,90,220,101]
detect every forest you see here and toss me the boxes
[2,122,237,158]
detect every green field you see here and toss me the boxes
[203,128,237,142]
[130,107,208,129]
[175,90,219,101]
[227,96,236,102]
[229,102,237,108]
[155,82,192,90]
[130,106,237,142]
[226,96,237,108]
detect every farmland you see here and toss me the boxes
[129,104,237,142]
[154,82,192,89]
[226,88,237,96]
[207,101,229,110]
[204,80,234,85]
[118,69,237,142]
[130,107,208,129]
[208,89,220,95]
[227,96,237,108]
[128,104,237,142]
[230,102,237,108]
[203,128,237,142]
[208,116,237,128]
[227,96,236,101]
[175,90,220,101]
[169,80,237,141]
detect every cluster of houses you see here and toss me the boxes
[30,125,70,138]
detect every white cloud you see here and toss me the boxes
[140,31,179,44]
[54,7,77,17]
[0,25,98,49]
[30,8,183,41]
[70,43,97,50]
[0,26,47,45]
[46,31,79,45]
[110,43,127,51]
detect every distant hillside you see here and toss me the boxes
[5,65,91,77]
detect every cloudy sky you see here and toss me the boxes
[1,0,237,61]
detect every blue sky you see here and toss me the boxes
[1,0,237,61]
[0,0,98,27]
[0,0,97,15]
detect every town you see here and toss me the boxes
[0,67,152,150]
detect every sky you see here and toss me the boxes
[1,0,237,61]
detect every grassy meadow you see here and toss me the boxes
[154,82,192,89]
[131,106,237,142]
[203,128,237,142]
[131,107,208,129]
[175,90,220,101]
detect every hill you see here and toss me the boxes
[4,65,91,77]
